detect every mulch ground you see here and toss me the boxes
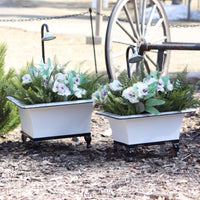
[0,109,200,200]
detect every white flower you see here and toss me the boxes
[167,80,173,91]
[75,88,86,98]
[92,91,99,104]
[53,81,71,96]
[55,73,66,82]
[22,74,32,84]
[75,74,80,85]
[38,63,55,78]
[52,81,60,93]
[73,83,87,98]
[122,87,139,104]
[43,79,48,87]
[42,75,47,80]
[109,80,123,91]
[49,76,54,85]
[56,64,63,70]
[157,79,165,92]
[145,77,157,85]
[135,82,148,98]
[73,84,78,91]
[49,65,54,74]
[93,85,108,103]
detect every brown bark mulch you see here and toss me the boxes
[0,110,200,200]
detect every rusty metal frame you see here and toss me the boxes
[138,42,200,71]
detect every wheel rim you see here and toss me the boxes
[105,0,171,80]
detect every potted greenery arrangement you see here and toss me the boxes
[7,58,100,147]
[93,70,199,155]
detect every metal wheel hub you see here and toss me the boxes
[137,37,146,55]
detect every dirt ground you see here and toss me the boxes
[0,110,200,200]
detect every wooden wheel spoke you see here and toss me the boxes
[150,49,158,53]
[133,0,141,36]
[113,50,126,58]
[116,62,127,77]
[113,40,137,46]
[146,18,164,40]
[145,5,156,37]
[116,20,137,42]
[141,0,147,36]
[151,36,167,44]
[145,53,157,67]
[123,5,139,39]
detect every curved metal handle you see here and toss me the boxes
[126,45,136,79]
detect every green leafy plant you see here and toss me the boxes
[92,70,199,116]
[7,58,103,105]
[0,43,20,136]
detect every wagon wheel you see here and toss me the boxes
[105,0,171,80]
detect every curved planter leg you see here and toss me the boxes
[126,146,136,162]
[114,141,120,157]
[21,134,27,143]
[172,141,180,156]
[84,134,92,148]
[33,140,41,147]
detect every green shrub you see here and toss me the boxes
[0,43,20,136]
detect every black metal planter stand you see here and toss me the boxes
[21,131,92,148]
[113,140,180,162]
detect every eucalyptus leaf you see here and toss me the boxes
[150,71,158,79]
[161,74,170,87]
[47,58,51,68]
[79,72,84,85]
[145,106,160,115]
[148,81,158,92]
[145,98,165,107]
[68,70,75,90]
[144,93,154,100]
[137,102,145,113]
[28,66,38,77]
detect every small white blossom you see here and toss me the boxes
[49,65,54,74]
[75,74,80,85]
[56,64,63,70]
[145,77,157,85]
[22,74,32,84]
[135,82,148,98]
[73,84,78,92]
[167,80,173,91]
[92,91,99,105]
[122,87,139,104]
[53,81,71,96]
[109,80,123,91]
[93,85,108,103]
[157,79,165,92]
[42,75,47,80]
[55,73,66,82]
[75,88,86,98]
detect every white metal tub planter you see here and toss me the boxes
[7,97,93,147]
[92,63,199,161]
[97,109,195,161]
[7,58,98,148]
